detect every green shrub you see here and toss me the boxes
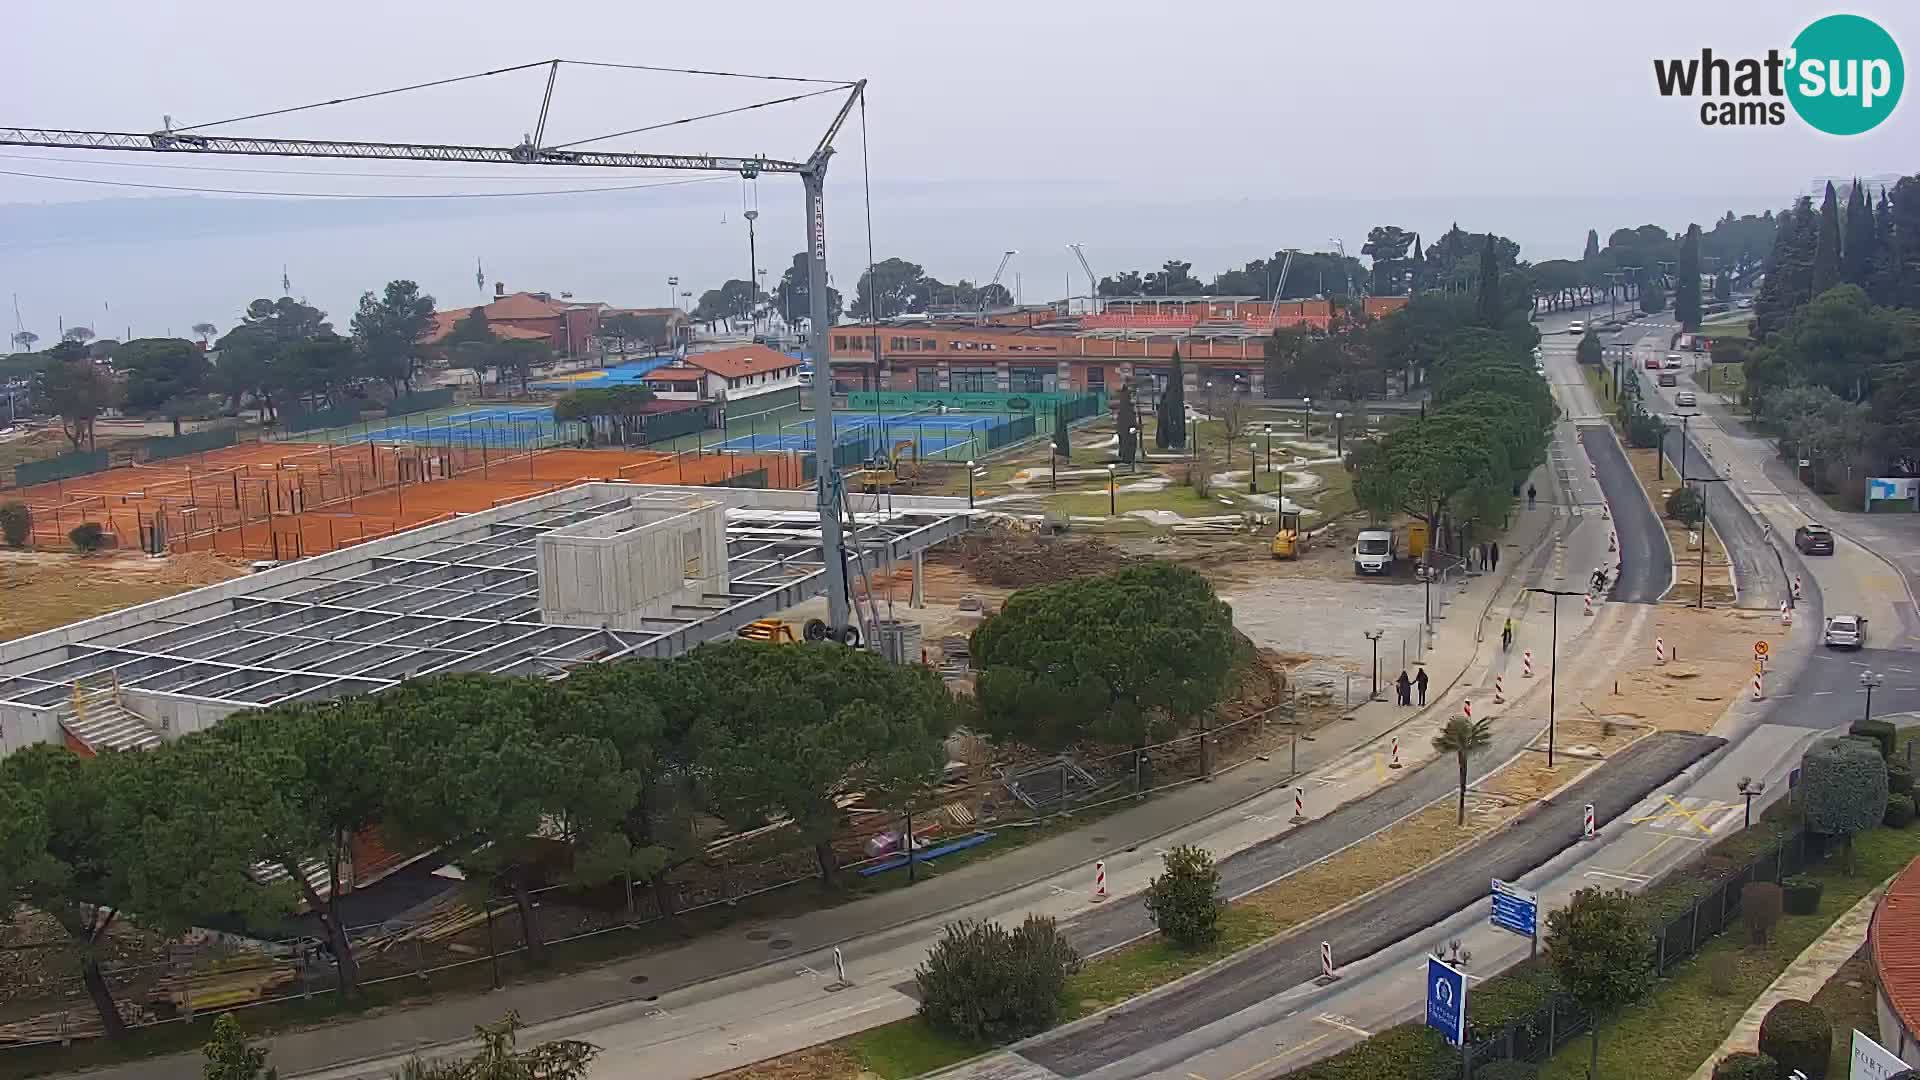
[1757,999,1830,1080]
[1472,1061,1539,1080]
[1289,1023,1454,1080]
[1891,761,1915,797]
[1781,875,1823,916]
[1712,1051,1779,1080]
[1144,844,1223,950]
[1665,485,1704,525]
[67,521,107,552]
[1743,881,1784,944]
[1802,738,1890,866]
[0,500,28,548]
[1851,718,1897,759]
[1887,794,1915,829]
[915,915,1081,1043]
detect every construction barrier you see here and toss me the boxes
[12,450,110,488]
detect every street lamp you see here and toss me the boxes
[966,459,976,509]
[1684,473,1731,609]
[1106,464,1116,516]
[1737,776,1766,830]
[1862,670,1884,723]
[1363,629,1384,701]
[1302,396,1313,438]
[1262,423,1273,491]
[1248,442,1258,494]
[1671,411,1699,483]
[1527,586,1586,769]
[667,275,679,310]
[1334,411,1345,456]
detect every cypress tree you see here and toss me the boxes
[1162,347,1186,448]
[1584,229,1601,261]
[1843,178,1875,286]
[1474,234,1503,326]
[1053,404,1071,462]
[1812,181,1842,296]
[1408,233,1425,293]
[1870,187,1899,306]
[1675,223,1702,330]
[1752,203,1798,339]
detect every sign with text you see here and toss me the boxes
[1850,1027,1907,1079]
[1490,878,1539,938]
[1425,956,1467,1046]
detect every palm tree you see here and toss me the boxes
[191,322,218,346]
[1433,716,1494,826]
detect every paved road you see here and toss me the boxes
[1014,733,1722,1079]
[1579,424,1670,604]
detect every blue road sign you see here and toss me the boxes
[1490,878,1539,939]
[1426,956,1467,1046]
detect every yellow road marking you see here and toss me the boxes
[1621,834,1677,874]
[1630,795,1731,835]
[1220,1032,1336,1080]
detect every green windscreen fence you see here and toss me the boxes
[283,404,363,434]
[639,405,710,445]
[142,428,238,462]
[13,450,110,487]
[386,388,455,416]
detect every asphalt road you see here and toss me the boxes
[1578,424,1670,604]
[1016,732,1723,1078]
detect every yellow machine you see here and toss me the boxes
[1270,509,1307,559]
[1406,520,1430,559]
[736,619,800,644]
[852,441,921,494]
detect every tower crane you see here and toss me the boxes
[1067,243,1098,315]
[985,249,1017,310]
[0,65,872,640]
[1270,248,1298,305]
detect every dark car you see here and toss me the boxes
[1795,523,1835,555]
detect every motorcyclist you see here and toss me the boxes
[1591,565,1610,591]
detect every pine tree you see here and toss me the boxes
[1162,347,1187,449]
[1474,233,1503,326]
[1756,197,1818,339]
[1812,181,1842,296]
[1843,178,1875,287]
[1584,229,1602,262]
[1675,223,1703,330]
[1870,186,1899,306]
[1890,177,1920,309]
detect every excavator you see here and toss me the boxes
[850,441,920,494]
[1270,508,1308,559]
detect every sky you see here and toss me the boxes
[0,0,1914,342]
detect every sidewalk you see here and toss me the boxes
[1684,881,1888,1080]
[72,496,1569,1080]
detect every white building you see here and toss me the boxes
[643,344,804,404]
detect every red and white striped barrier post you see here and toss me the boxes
[1290,786,1308,824]
[1462,699,1473,720]
[1523,649,1534,678]
[1589,462,1597,479]
[1655,637,1667,665]
[1583,803,1596,840]
[1608,530,1617,553]
[1602,502,1611,520]
[1793,575,1803,600]
[1752,670,1765,700]
[1389,737,1402,769]
[1321,941,1336,980]
[1583,592,1594,617]
[1091,860,1108,902]
[1780,602,1793,626]
[1494,675,1506,704]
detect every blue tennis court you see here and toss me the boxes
[712,412,1000,460]
[336,406,576,449]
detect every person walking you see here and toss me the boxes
[1414,666,1429,706]
[1395,669,1412,707]
[1526,483,1537,509]
[1488,542,1500,573]
[1502,616,1514,651]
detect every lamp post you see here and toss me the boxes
[1671,411,1699,483]
[1334,411,1345,456]
[966,459,975,509]
[1685,473,1731,609]
[1862,670,1884,723]
[667,275,679,310]
[1302,396,1312,438]
[1527,586,1585,769]
[1363,629,1384,701]
[1106,464,1116,516]
[1737,776,1767,830]
[1248,442,1258,494]
[1262,423,1273,491]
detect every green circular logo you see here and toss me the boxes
[1787,14,1904,135]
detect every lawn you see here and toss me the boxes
[1536,823,1920,1080]
[1809,943,1877,1080]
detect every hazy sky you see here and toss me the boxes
[1,0,1913,340]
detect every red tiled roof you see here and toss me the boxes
[678,344,799,379]
[1874,856,1920,1038]
[644,365,706,381]
[483,291,569,319]
[426,311,551,344]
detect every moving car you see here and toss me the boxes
[1567,320,1585,335]
[1658,371,1678,387]
[1794,523,1836,555]
[1824,613,1866,649]
[1664,353,1684,369]
[1675,390,1697,406]
[1646,356,1662,370]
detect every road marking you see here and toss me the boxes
[1317,1014,1372,1037]
[1813,691,1834,696]
[1632,795,1733,835]
[1219,1032,1335,1080]
[1585,869,1652,884]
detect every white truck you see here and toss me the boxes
[1354,528,1397,575]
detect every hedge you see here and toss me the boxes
[1712,1050,1779,1080]
[1851,718,1897,759]
[1888,794,1915,829]
[1782,875,1823,916]
[1757,999,1830,1080]
[1285,1024,1454,1080]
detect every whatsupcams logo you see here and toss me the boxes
[1653,14,1903,133]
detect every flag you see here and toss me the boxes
[282,265,291,293]
[476,258,485,290]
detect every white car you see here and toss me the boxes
[1567,320,1585,335]
[1824,614,1866,649]
[1664,353,1684,369]
[1675,390,1696,406]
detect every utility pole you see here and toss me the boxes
[1527,587,1585,768]
[1684,474,1731,609]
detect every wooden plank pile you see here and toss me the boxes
[149,952,294,1013]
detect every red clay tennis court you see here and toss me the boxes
[6,440,805,559]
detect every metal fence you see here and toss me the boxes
[1460,827,1830,1076]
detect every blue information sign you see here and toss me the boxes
[1426,956,1467,1046]
[1490,878,1539,939]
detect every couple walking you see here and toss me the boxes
[1394,667,1428,707]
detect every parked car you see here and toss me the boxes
[1795,523,1835,555]
[1675,390,1697,406]
[1664,353,1685,369]
[1824,613,1866,649]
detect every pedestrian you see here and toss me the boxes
[1415,667,1429,706]
[1489,543,1500,572]
[1502,616,1514,651]
[1526,483,1537,509]
[1395,669,1412,707]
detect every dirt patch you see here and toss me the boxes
[952,523,1134,588]
[706,1043,863,1080]
[1591,606,1780,733]
[1626,447,1735,605]
[0,550,248,643]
